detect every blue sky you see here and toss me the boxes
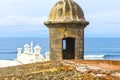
[0,0,120,38]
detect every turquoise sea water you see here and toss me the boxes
[0,38,120,60]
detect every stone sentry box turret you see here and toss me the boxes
[44,0,89,60]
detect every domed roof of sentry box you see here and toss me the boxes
[45,0,89,24]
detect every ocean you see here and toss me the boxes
[0,38,120,60]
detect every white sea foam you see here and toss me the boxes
[84,55,105,60]
[0,60,21,68]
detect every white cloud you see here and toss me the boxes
[86,9,120,24]
[0,15,48,33]
[0,0,120,37]
[0,25,48,33]
[0,15,48,26]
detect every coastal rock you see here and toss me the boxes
[0,60,120,80]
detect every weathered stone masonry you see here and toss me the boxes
[44,0,89,60]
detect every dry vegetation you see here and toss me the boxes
[0,60,120,80]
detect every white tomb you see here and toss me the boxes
[16,42,50,64]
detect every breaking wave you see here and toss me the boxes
[84,55,104,60]
[84,55,120,60]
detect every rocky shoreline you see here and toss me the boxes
[0,60,120,80]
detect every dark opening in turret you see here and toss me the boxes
[62,37,75,59]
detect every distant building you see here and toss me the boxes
[16,42,50,64]
[44,0,89,60]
